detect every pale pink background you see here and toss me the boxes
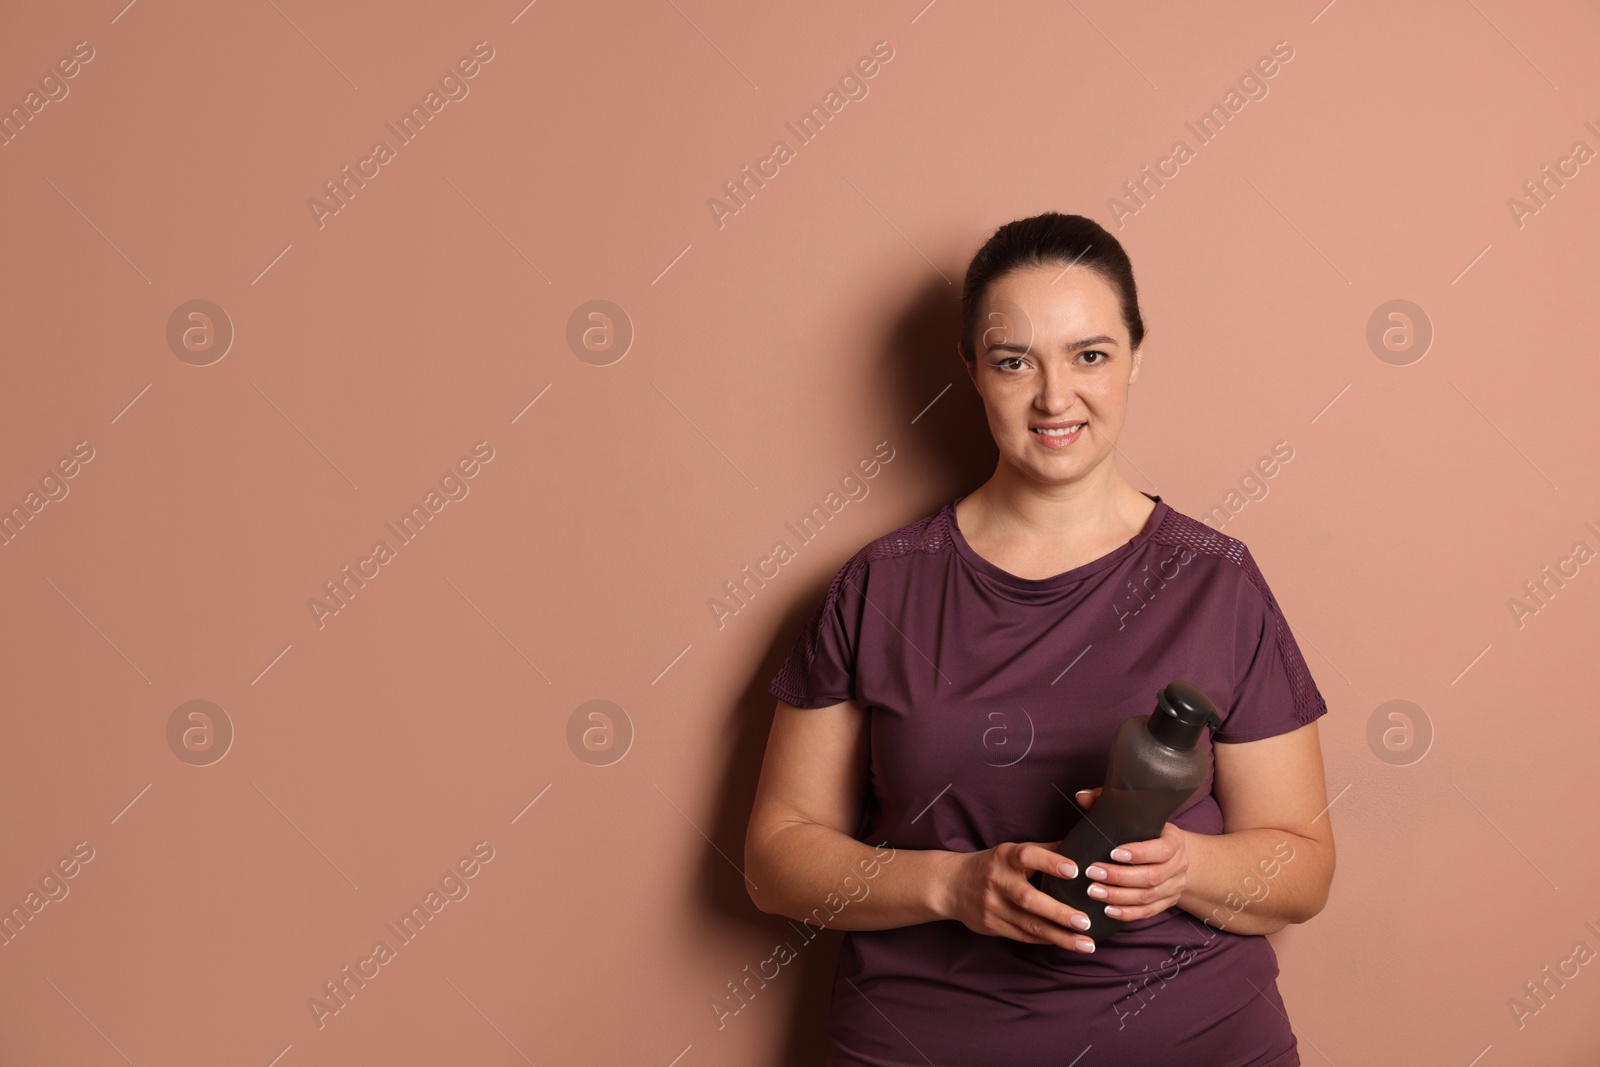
[2,1,1598,1064]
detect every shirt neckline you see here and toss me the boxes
[945,491,1168,600]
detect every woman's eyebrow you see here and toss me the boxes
[985,334,1119,354]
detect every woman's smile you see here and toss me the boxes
[1030,420,1086,447]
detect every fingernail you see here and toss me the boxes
[1111,849,1132,862]
[1088,884,1108,899]
[1077,939,1095,953]
[1059,861,1077,878]
[1086,866,1106,880]
[1076,790,1091,798]
[1104,906,1123,917]
[1070,913,1090,930]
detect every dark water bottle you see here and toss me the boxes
[1031,681,1223,938]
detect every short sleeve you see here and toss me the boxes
[768,552,869,709]
[1213,546,1329,744]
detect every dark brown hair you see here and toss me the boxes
[957,212,1145,362]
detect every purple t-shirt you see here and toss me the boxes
[768,492,1328,1067]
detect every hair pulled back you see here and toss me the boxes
[958,212,1145,362]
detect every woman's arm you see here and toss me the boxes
[1174,719,1336,935]
[745,698,947,930]
[745,699,1098,950]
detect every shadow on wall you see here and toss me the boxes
[878,272,998,516]
[698,275,997,1065]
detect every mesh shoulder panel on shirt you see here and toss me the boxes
[1149,507,1327,727]
[768,508,952,707]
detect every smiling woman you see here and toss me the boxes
[746,212,1333,1067]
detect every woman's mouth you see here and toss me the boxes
[1031,421,1085,448]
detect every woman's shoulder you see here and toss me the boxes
[793,503,954,636]
[834,500,957,575]
[1147,499,1251,568]
[1146,500,1289,611]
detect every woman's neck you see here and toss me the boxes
[956,465,1155,577]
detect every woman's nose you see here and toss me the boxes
[1036,370,1073,410]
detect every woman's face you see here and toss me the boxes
[963,263,1142,489]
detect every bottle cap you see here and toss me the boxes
[1147,681,1224,751]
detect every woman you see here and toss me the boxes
[744,212,1334,1066]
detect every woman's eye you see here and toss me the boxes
[1079,351,1107,365]
[994,357,1025,371]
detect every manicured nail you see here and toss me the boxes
[1086,866,1106,880]
[1111,848,1132,862]
[1070,913,1090,930]
[1077,939,1095,953]
[1088,883,1108,899]
[1058,861,1077,878]
[1104,906,1123,917]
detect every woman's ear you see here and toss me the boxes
[1128,343,1143,386]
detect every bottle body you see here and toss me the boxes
[1032,711,1211,938]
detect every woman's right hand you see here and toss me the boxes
[938,842,1098,952]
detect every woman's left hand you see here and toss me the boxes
[1074,787,1191,922]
